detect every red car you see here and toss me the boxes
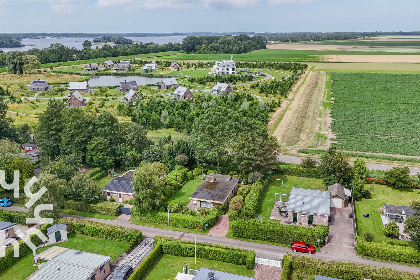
[291,241,315,254]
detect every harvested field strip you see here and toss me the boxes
[273,71,325,152]
[310,62,420,72]
[331,72,420,156]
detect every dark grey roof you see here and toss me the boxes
[31,248,111,280]
[68,91,84,102]
[212,82,230,92]
[47,224,67,235]
[30,80,48,85]
[104,60,114,65]
[120,80,138,88]
[193,268,253,280]
[22,143,38,148]
[288,188,331,216]
[384,204,403,215]
[173,86,190,97]
[402,206,415,219]
[328,183,346,200]
[125,89,137,100]
[122,170,136,178]
[315,276,342,280]
[103,177,134,194]
[189,174,239,203]
[0,221,16,231]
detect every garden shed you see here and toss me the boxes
[47,224,68,244]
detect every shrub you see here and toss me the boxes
[59,217,142,252]
[230,219,329,246]
[355,236,420,264]
[365,177,387,185]
[64,200,122,216]
[247,171,263,184]
[363,233,375,242]
[237,185,251,197]
[301,156,317,169]
[383,221,399,238]
[385,167,411,188]
[128,244,163,280]
[110,197,116,202]
[277,163,322,179]
[0,209,28,225]
[155,235,255,270]
[281,254,420,280]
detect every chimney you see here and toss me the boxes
[206,175,215,182]
[208,271,215,280]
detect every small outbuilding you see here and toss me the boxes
[47,224,68,244]
[328,183,351,208]
[0,221,16,247]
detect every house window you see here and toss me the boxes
[200,201,211,209]
[107,192,110,196]
[91,275,96,280]
[4,231,8,239]
[100,265,105,275]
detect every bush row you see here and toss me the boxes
[241,182,264,219]
[230,219,329,246]
[59,217,142,252]
[355,237,420,265]
[64,200,123,216]
[155,235,255,270]
[276,163,322,179]
[128,244,163,280]
[0,234,44,274]
[365,178,387,185]
[135,208,220,230]
[0,209,28,225]
[281,254,420,280]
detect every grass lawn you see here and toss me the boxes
[147,128,188,142]
[354,184,420,243]
[0,233,128,280]
[61,209,116,220]
[181,69,211,78]
[6,99,50,116]
[168,179,202,206]
[144,254,254,280]
[257,175,325,220]
[6,112,38,126]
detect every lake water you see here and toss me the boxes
[88,76,168,87]
[1,35,186,53]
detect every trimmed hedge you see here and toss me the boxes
[128,244,163,280]
[355,237,420,265]
[136,208,220,230]
[230,219,329,246]
[155,235,255,270]
[277,163,322,179]
[281,254,420,280]
[241,183,262,219]
[0,209,29,225]
[59,217,142,253]
[64,200,123,216]
[0,234,44,274]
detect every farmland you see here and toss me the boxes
[330,72,420,156]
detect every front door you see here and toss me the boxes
[107,192,111,200]
[118,193,122,203]
[308,215,313,225]
[55,231,61,242]
[293,213,297,223]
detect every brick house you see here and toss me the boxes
[33,246,111,280]
[0,221,16,247]
[102,171,136,203]
[29,79,50,92]
[171,86,193,100]
[68,82,90,94]
[189,174,239,210]
[123,89,139,104]
[286,188,330,226]
[156,78,178,90]
[118,80,138,93]
[65,91,86,108]
[212,82,233,95]
[170,61,180,70]
[103,60,114,68]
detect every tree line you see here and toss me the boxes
[92,36,133,45]
[189,73,254,85]
[251,72,302,97]
[0,36,23,48]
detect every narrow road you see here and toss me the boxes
[277,154,420,175]
[59,213,420,274]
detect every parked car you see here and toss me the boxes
[291,241,315,254]
[0,198,12,207]
[112,265,133,280]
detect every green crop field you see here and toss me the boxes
[330,72,420,156]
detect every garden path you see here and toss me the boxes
[208,214,229,237]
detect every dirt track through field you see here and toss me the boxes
[273,71,326,152]
[267,44,365,51]
[326,55,420,63]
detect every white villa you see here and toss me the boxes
[209,55,236,75]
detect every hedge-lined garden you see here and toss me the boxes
[230,219,329,246]
[281,254,420,280]
[64,200,123,217]
[128,244,163,280]
[155,235,255,270]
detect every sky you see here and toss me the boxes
[0,0,419,33]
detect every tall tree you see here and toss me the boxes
[86,137,114,171]
[22,55,40,73]
[5,51,24,74]
[351,158,368,199]
[318,147,353,187]
[132,162,167,212]
[66,173,101,204]
[404,200,420,250]
[44,154,82,181]
[0,96,17,141]
[36,100,65,157]
[93,112,120,148]
[82,40,92,50]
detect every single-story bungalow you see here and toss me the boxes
[29,79,50,92]
[32,246,111,280]
[68,82,90,94]
[328,183,351,208]
[189,174,239,210]
[383,204,415,224]
[0,221,16,247]
[286,188,331,226]
[102,171,136,203]
[47,224,68,244]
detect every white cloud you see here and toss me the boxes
[97,0,259,10]
[48,0,87,12]
[267,0,313,5]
